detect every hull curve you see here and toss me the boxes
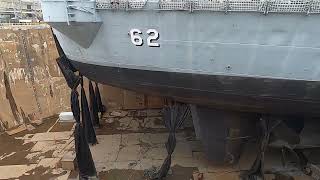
[48,7,320,116]
[71,60,320,116]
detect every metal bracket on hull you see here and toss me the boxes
[261,0,271,15]
[224,0,230,13]
[68,5,96,14]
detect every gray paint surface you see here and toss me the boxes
[53,10,320,82]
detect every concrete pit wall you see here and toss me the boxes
[0,26,70,130]
[0,25,164,131]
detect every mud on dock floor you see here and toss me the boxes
[0,109,315,180]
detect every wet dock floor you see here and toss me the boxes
[0,109,316,180]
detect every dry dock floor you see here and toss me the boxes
[0,109,315,180]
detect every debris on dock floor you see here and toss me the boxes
[0,109,315,180]
[0,116,74,180]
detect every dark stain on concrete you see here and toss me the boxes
[20,107,30,124]
[0,133,34,166]
[153,117,163,126]
[98,165,197,180]
[49,84,54,97]
[21,30,42,113]
[9,166,69,180]
[0,116,72,166]
[0,119,9,132]
[4,71,21,125]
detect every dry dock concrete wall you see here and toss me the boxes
[0,26,70,130]
[0,25,164,131]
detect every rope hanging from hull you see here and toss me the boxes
[57,56,97,179]
[54,31,104,179]
[153,103,191,179]
[81,78,98,145]
[95,82,106,119]
[240,118,312,180]
[240,117,270,180]
[89,81,101,128]
[74,89,97,179]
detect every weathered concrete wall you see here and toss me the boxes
[83,78,165,111]
[0,27,70,130]
[0,26,164,131]
[100,85,165,110]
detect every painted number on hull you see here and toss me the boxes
[147,29,160,47]
[129,29,160,47]
[129,29,143,46]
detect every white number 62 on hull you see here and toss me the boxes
[129,29,160,47]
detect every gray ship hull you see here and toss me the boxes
[71,59,320,115]
[49,8,320,115]
[40,0,320,112]
[42,0,320,165]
